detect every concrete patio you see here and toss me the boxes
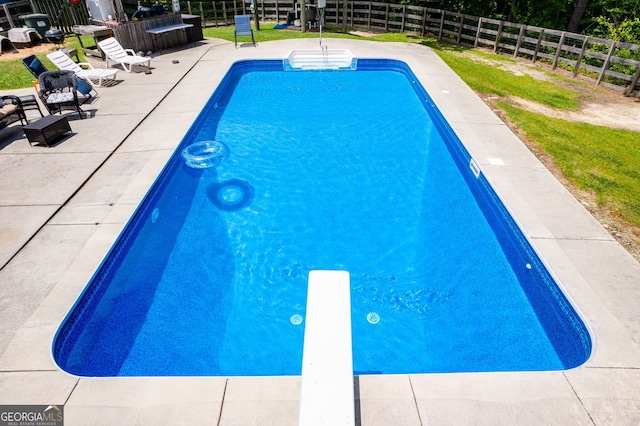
[1,37,639,425]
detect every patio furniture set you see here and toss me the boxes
[2,38,152,147]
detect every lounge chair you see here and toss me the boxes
[22,54,95,99]
[38,70,85,119]
[97,37,151,72]
[47,50,118,87]
[234,15,256,48]
[0,96,28,131]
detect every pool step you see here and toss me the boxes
[299,270,355,426]
[284,49,357,70]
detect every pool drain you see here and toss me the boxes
[207,179,255,212]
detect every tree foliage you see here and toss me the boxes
[586,0,640,42]
[422,0,640,43]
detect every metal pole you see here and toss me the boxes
[341,0,347,32]
[319,6,324,48]
[251,0,260,30]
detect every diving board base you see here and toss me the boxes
[299,270,354,426]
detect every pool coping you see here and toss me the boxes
[1,37,639,425]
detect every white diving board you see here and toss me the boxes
[299,270,355,426]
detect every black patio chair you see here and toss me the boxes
[38,70,85,119]
[0,95,28,131]
[22,54,95,99]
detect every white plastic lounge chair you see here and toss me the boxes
[234,15,256,48]
[47,50,118,87]
[97,37,151,73]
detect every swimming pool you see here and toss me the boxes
[53,58,591,377]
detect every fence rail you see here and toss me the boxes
[4,0,639,95]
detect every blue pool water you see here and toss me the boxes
[54,59,591,376]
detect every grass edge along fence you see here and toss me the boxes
[178,0,640,96]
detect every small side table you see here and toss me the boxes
[60,47,79,62]
[23,115,71,147]
[18,94,44,119]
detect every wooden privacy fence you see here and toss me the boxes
[178,0,640,96]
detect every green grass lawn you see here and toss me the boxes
[0,35,92,90]
[500,103,640,228]
[202,23,423,44]
[432,47,581,109]
[2,25,639,238]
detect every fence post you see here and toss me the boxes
[222,1,227,24]
[368,0,371,29]
[626,66,640,95]
[384,3,389,31]
[473,17,482,48]
[340,0,346,31]
[573,36,589,77]
[187,1,192,15]
[438,10,444,40]
[494,20,503,53]
[532,29,544,63]
[456,14,464,46]
[551,31,566,69]
[28,0,38,13]
[213,1,218,26]
[513,25,525,58]
[597,41,617,85]
[350,0,353,26]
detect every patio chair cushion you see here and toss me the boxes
[0,103,18,119]
[46,92,75,104]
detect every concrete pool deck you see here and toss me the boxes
[1,37,639,425]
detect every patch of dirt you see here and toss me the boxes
[0,43,60,61]
[510,96,640,132]
[470,49,640,261]
[350,30,386,37]
[468,48,640,132]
